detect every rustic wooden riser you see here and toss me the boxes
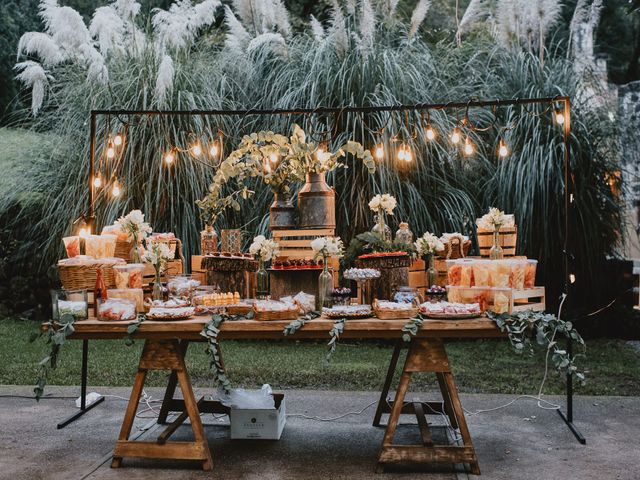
[375,339,481,475]
[111,339,213,471]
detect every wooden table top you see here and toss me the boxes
[45,315,503,341]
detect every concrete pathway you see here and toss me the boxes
[0,386,638,480]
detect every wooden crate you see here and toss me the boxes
[477,226,518,257]
[408,258,448,295]
[271,228,339,288]
[142,259,184,288]
[511,287,546,312]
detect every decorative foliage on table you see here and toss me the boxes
[249,235,280,261]
[342,231,416,268]
[401,315,425,343]
[487,310,586,382]
[200,314,232,395]
[282,311,320,336]
[32,313,76,400]
[476,207,514,231]
[325,318,346,363]
[197,125,375,225]
[124,313,146,347]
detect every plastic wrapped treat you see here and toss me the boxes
[460,264,474,287]
[127,264,144,289]
[63,236,80,258]
[113,265,130,290]
[524,260,538,289]
[510,260,526,290]
[97,298,137,321]
[472,262,491,287]
[491,261,511,288]
[447,262,462,286]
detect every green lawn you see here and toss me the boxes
[1,318,638,396]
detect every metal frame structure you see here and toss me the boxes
[62,96,585,445]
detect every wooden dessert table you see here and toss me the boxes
[47,315,504,475]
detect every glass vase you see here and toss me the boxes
[489,229,504,260]
[131,232,142,263]
[152,268,163,301]
[372,210,392,242]
[425,254,438,288]
[318,258,333,312]
[256,259,269,299]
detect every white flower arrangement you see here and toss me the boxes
[414,232,445,257]
[249,235,280,262]
[310,236,344,259]
[143,240,174,271]
[369,194,397,215]
[114,209,153,242]
[476,207,515,231]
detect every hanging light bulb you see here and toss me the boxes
[106,142,115,159]
[269,152,279,164]
[397,146,406,161]
[374,144,384,160]
[555,110,565,125]
[569,273,576,284]
[112,180,121,197]
[463,137,474,156]
[93,174,102,188]
[191,142,202,156]
[113,133,123,146]
[209,142,219,157]
[498,139,509,158]
[425,125,436,141]
[404,146,413,162]
[164,150,175,165]
[450,127,461,144]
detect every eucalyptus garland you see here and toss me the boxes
[487,310,586,382]
[200,314,233,394]
[283,311,320,336]
[326,318,345,363]
[124,313,146,346]
[401,315,425,343]
[31,313,76,400]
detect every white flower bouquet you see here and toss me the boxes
[143,241,174,272]
[414,232,445,258]
[114,210,153,241]
[368,194,397,215]
[310,236,344,259]
[476,207,515,231]
[249,235,280,262]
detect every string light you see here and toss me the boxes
[164,150,175,165]
[269,152,279,164]
[463,137,474,156]
[555,110,565,125]
[209,142,219,157]
[404,146,412,162]
[498,139,509,158]
[78,226,90,237]
[92,174,102,188]
[112,179,121,197]
[425,124,436,141]
[191,142,202,156]
[569,273,576,284]
[450,127,461,144]
[374,144,384,160]
[113,133,123,146]
[397,146,406,161]
[106,142,115,159]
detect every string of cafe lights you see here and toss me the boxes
[88,100,568,202]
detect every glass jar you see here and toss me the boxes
[395,222,413,245]
[221,229,242,254]
[167,274,201,300]
[51,289,88,321]
[392,286,422,307]
[372,210,392,242]
[200,225,219,255]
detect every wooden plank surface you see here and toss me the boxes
[44,315,502,341]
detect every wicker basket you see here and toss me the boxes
[372,300,419,320]
[437,235,471,260]
[114,240,134,261]
[227,304,253,316]
[253,307,300,321]
[58,261,122,290]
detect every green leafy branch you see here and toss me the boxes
[283,311,320,336]
[31,314,76,400]
[487,310,586,383]
[124,313,146,346]
[402,314,425,342]
[342,231,416,268]
[326,318,345,363]
[200,314,232,394]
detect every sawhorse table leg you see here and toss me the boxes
[111,339,213,471]
[376,338,480,475]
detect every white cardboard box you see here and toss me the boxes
[229,393,286,440]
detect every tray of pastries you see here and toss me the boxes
[146,306,196,321]
[419,301,482,319]
[322,304,372,319]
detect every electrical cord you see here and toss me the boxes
[286,400,378,422]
